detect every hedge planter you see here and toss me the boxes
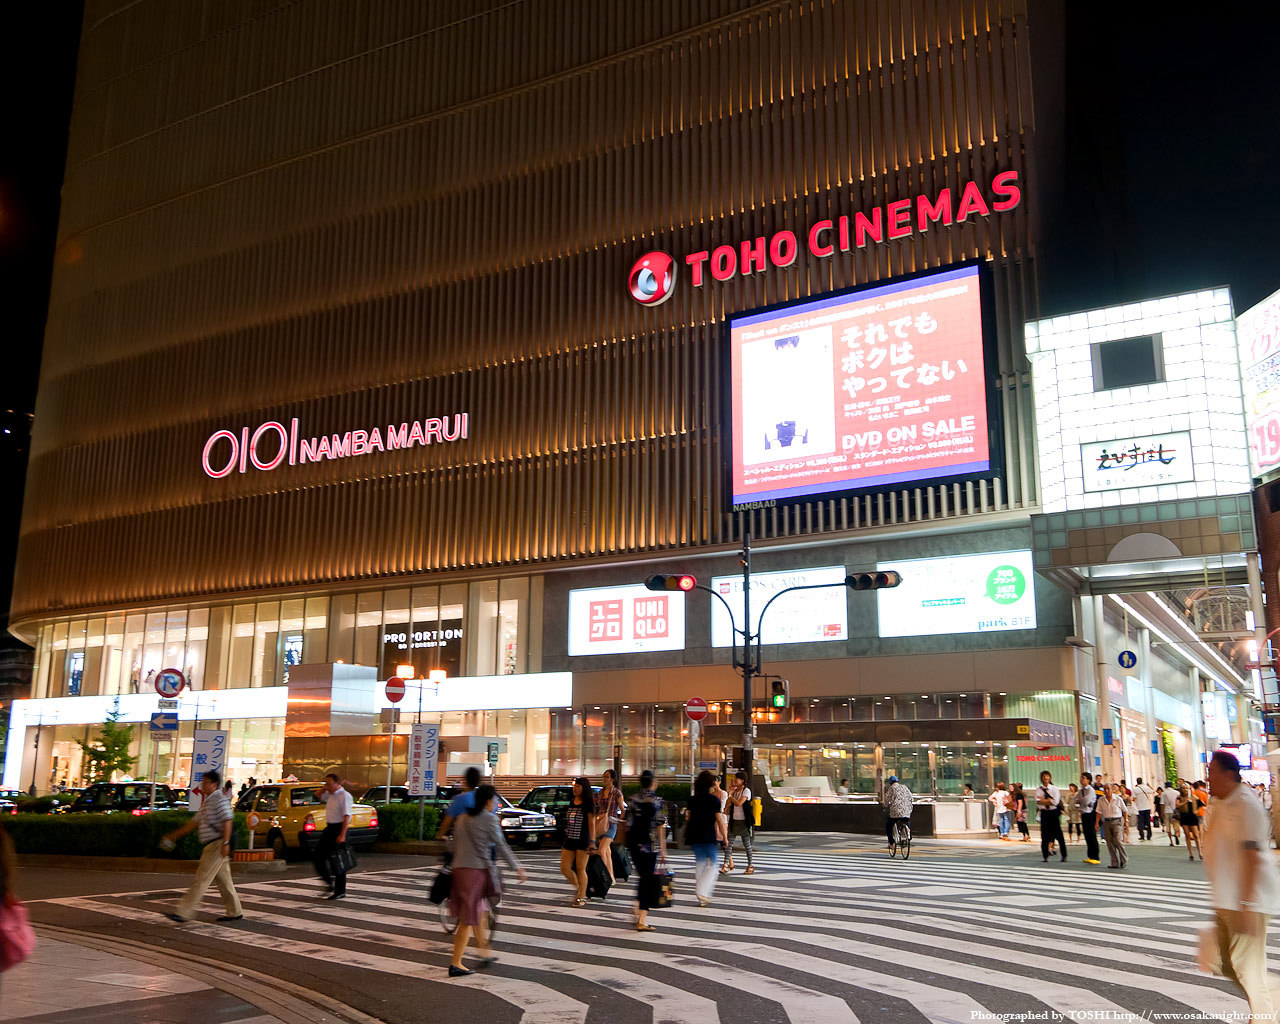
[6,810,250,860]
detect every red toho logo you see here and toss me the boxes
[629,251,677,305]
[627,170,1022,303]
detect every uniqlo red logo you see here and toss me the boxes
[633,597,670,640]
[588,600,624,642]
[823,623,841,637]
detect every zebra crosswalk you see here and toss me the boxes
[47,838,1255,1024]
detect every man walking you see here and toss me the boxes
[1203,749,1280,1019]
[1098,783,1128,869]
[313,773,353,900]
[161,769,243,923]
[1035,771,1067,863]
[1132,777,1155,841]
[1076,772,1101,864]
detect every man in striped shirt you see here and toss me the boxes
[162,769,243,923]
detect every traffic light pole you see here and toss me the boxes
[741,530,754,764]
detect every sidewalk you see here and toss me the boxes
[0,937,284,1024]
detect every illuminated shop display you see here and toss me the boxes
[730,265,995,506]
[1237,287,1280,478]
[877,550,1036,638]
[710,566,848,647]
[1027,289,1250,513]
[567,584,686,657]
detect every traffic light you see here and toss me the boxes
[644,574,697,592]
[846,570,902,591]
[770,679,789,708]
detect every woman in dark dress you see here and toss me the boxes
[624,770,667,931]
[559,776,596,906]
[685,771,722,907]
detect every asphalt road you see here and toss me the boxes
[18,832,1254,1024]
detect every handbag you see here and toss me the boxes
[428,866,452,905]
[327,843,357,875]
[484,865,504,907]
[0,898,37,972]
[654,869,675,909]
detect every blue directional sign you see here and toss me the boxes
[1117,650,1137,670]
[149,712,178,732]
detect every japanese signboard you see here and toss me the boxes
[1238,287,1280,478]
[190,729,228,788]
[710,566,848,648]
[567,584,686,656]
[730,264,991,506]
[1079,430,1195,492]
[408,723,439,797]
[876,550,1036,638]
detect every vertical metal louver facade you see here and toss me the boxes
[13,0,1044,637]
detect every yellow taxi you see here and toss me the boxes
[234,782,379,858]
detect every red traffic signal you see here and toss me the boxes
[645,574,697,592]
[846,570,902,591]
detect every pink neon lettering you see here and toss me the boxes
[710,244,737,281]
[837,215,850,251]
[685,251,709,287]
[367,427,384,451]
[202,430,239,478]
[408,421,426,446]
[350,429,368,455]
[289,418,298,465]
[249,421,288,471]
[442,413,467,441]
[769,230,797,267]
[807,220,834,258]
[387,423,409,449]
[991,170,1022,211]
[854,209,883,247]
[955,180,991,220]
[740,237,767,274]
[886,199,912,239]
[423,418,444,444]
[916,189,952,230]
[299,437,320,462]
[330,433,351,458]
[239,427,249,474]
[315,435,332,459]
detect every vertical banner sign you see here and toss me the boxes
[189,729,229,809]
[408,723,439,797]
[1237,288,1280,476]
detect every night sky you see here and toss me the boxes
[0,5,1276,613]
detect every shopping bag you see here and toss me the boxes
[0,899,37,972]
[654,870,675,909]
[327,843,357,875]
[611,844,632,881]
[585,853,612,898]
[429,867,452,905]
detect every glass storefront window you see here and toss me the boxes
[467,581,499,676]
[355,592,381,667]
[328,594,355,664]
[253,601,279,688]
[228,604,255,688]
[278,599,305,685]
[186,608,209,691]
[380,588,412,679]
[303,596,327,665]
[498,577,528,675]
[548,708,581,776]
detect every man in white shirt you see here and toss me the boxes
[1075,773,1101,864]
[1132,777,1155,841]
[1204,750,1280,1018]
[161,769,243,923]
[1097,783,1128,869]
[313,773,354,900]
[1035,771,1067,863]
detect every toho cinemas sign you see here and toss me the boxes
[628,170,1022,305]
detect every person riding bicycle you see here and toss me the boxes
[884,775,913,849]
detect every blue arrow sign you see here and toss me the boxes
[149,712,178,732]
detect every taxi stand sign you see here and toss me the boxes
[408,723,439,797]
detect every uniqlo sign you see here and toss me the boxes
[568,585,685,656]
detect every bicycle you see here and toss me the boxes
[889,819,912,860]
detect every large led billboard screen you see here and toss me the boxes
[729,264,992,506]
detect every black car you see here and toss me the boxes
[518,784,674,843]
[364,785,558,846]
[63,783,184,814]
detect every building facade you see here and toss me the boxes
[9,1,1264,804]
